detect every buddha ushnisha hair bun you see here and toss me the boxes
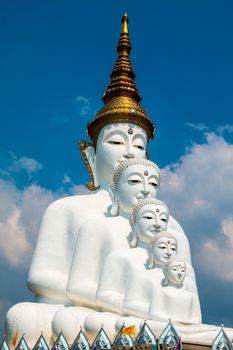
[113,159,160,189]
[130,198,169,225]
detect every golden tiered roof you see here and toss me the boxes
[87,13,155,145]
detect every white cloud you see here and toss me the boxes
[0,156,89,268]
[0,208,31,266]
[185,122,209,132]
[11,156,43,175]
[0,153,42,179]
[75,95,91,116]
[0,180,57,267]
[159,132,233,281]
[216,124,233,135]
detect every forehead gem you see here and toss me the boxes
[144,170,149,176]
[156,208,160,212]
[167,240,171,244]
[128,127,133,135]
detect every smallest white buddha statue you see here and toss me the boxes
[149,259,202,324]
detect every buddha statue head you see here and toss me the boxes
[78,14,155,191]
[129,198,169,248]
[109,158,161,217]
[148,231,177,269]
[162,260,186,287]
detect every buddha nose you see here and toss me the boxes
[141,189,150,197]
[124,153,134,159]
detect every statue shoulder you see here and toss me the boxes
[42,191,109,218]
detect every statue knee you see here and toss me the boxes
[5,303,39,348]
[52,307,92,344]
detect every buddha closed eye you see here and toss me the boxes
[134,145,144,150]
[143,215,154,220]
[148,181,158,188]
[127,178,143,185]
[107,140,124,145]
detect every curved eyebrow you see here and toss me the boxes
[140,209,156,217]
[103,130,126,142]
[147,173,159,181]
[159,210,169,216]
[132,133,147,143]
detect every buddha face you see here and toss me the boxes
[117,164,159,216]
[165,260,186,286]
[95,123,147,187]
[135,204,169,244]
[152,236,177,267]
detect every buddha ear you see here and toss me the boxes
[147,245,154,269]
[78,141,99,191]
[130,228,138,248]
[109,185,119,216]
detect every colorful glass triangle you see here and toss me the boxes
[32,335,49,350]
[158,321,181,350]
[113,325,134,348]
[136,322,157,350]
[212,327,233,350]
[15,337,30,350]
[71,330,90,350]
[91,328,111,350]
[0,339,10,350]
[52,333,70,350]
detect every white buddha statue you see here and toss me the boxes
[95,198,169,315]
[149,259,201,324]
[51,158,160,341]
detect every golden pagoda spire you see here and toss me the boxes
[102,12,141,104]
[87,13,155,144]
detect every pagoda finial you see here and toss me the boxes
[121,13,128,34]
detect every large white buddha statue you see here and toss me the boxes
[51,158,160,341]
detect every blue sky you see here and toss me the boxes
[1,0,233,339]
